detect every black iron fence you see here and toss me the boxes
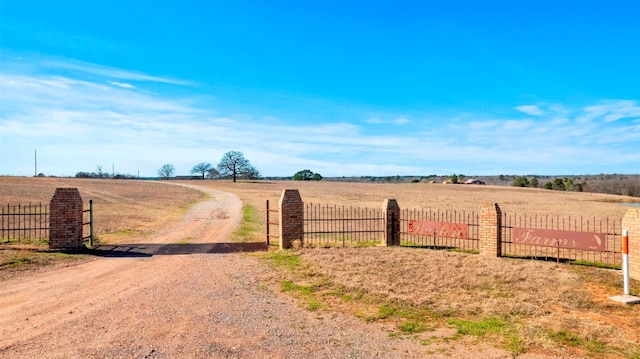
[266,197,626,270]
[303,203,385,247]
[265,200,279,245]
[1,203,50,244]
[399,208,480,252]
[501,213,622,267]
[83,199,94,246]
[1,201,94,246]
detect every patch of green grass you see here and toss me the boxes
[448,316,509,337]
[1,238,48,245]
[354,240,380,247]
[109,229,146,237]
[571,259,621,270]
[377,305,396,320]
[546,329,608,355]
[505,334,526,354]
[261,251,302,271]
[585,339,608,354]
[232,204,262,242]
[548,329,582,346]
[279,280,326,296]
[174,237,193,244]
[306,299,323,311]
[280,280,298,292]
[447,248,480,254]
[1,250,81,271]
[398,321,430,333]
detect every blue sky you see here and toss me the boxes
[1,0,639,177]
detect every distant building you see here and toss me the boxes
[463,179,485,185]
[173,175,202,180]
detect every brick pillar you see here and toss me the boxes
[622,208,640,281]
[49,188,84,251]
[279,189,303,249]
[479,202,502,257]
[382,199,400,246]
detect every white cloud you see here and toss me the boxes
[40,57,192,86]
[515,105,545,116]
[108,81,135,89]
[2,56,639,177]
[365,116,410,125]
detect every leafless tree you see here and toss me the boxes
[191,163,212,179]
[157,164,175,180]
[96,165,104,178]
[217,151,257,182]
[207,168,220,179]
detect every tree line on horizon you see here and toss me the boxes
[158,151,260,182]
[67,162,639,197]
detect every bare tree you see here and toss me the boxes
[241,165,261,180]
[96,165,104,178]
[191,162,212,179]
[217,151,257,182]
[157,164,175,180]
[207,168,220,179]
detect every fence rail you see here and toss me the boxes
[83,199,94,246]
[303,203,384,247]
[265,200,279,245]
[1,201,94,246]
[501,213,622,267]
[266,193,628,270]
[400,208,479,252]
[1,203,50,244]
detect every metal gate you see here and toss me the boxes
[501,213,622,267]
[399,208,479,252]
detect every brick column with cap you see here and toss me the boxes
[622,208,640,281]
[479,202,502,257]
[279,189,304,249]
[382,199,400,246]
[49,188,84,251]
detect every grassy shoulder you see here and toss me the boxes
[257,247,640,358]
[230,204,264,243]
[0,245,91,281]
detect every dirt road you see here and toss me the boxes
[2,185,458,358]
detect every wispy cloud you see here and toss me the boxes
[365,116,410,125]
[515,105,545,116]
[108,81,135,89]
[40,57,192,86]
[1,55,639,177]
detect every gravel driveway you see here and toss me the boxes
[0,184,520,358]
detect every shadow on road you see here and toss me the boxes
[90,242,268,257]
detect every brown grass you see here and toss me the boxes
[195,179,633,219]
[261,246,640,357]
[194,180,638,358]
[0,177,205,243]
[3,177,639,357]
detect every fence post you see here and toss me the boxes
[88,199,94,247]
[382,199,400,246]
[479,202,502,257]
[622,208,640,281]
[279,189,303,249]
[49,188,84,251]
[266,200,270,245]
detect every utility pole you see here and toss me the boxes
[34,150,37,177]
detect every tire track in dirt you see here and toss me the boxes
[0,184,509,358]
[0,185,241,353]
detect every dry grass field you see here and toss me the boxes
[196,179,637,238]
[197,180,640,358]
[0,176,205,243]
[2,177,639,357]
